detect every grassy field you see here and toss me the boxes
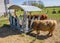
[0,7,60,43]
[0,16,9,27]
[42,7,60,20]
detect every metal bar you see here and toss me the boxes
[4,0,8,15]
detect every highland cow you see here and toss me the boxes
[31,20,57,36]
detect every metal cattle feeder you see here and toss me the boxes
[8,5,42,33]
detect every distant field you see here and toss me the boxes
[42,7,60,20]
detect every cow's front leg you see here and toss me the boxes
[47,31,50,36]
[36,30,40,39]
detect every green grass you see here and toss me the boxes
[0,16,9,27]
[43,8,60,20]
[48,14,60,20]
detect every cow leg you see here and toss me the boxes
[47,30,54,36]
[49,25,55,36]
[47,31,50,36]
[50,27,55,36]
[50,30,54,36]
[36,30,40,38]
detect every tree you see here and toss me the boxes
[22,2,26,5]
[32,2,44,9]
[22,0,44,9]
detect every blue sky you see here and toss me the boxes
[12,0,60,7]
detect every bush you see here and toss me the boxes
[52,10,56,14]
[58,10,60,13]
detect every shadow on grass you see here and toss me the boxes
[26,32,52,40]
[0,24,22,38]
[0,24,52,40]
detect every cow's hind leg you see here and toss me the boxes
[47,29,54,36]
[50,29,54,36]
[50,27,55,36]
[48,24,55,36]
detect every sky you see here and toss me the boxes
[12,0,60,7]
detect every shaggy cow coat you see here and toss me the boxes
[31,20,57,36]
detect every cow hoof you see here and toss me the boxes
[50,34,53,36]
[47,34,53,37]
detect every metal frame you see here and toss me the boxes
[8,5,42,33]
